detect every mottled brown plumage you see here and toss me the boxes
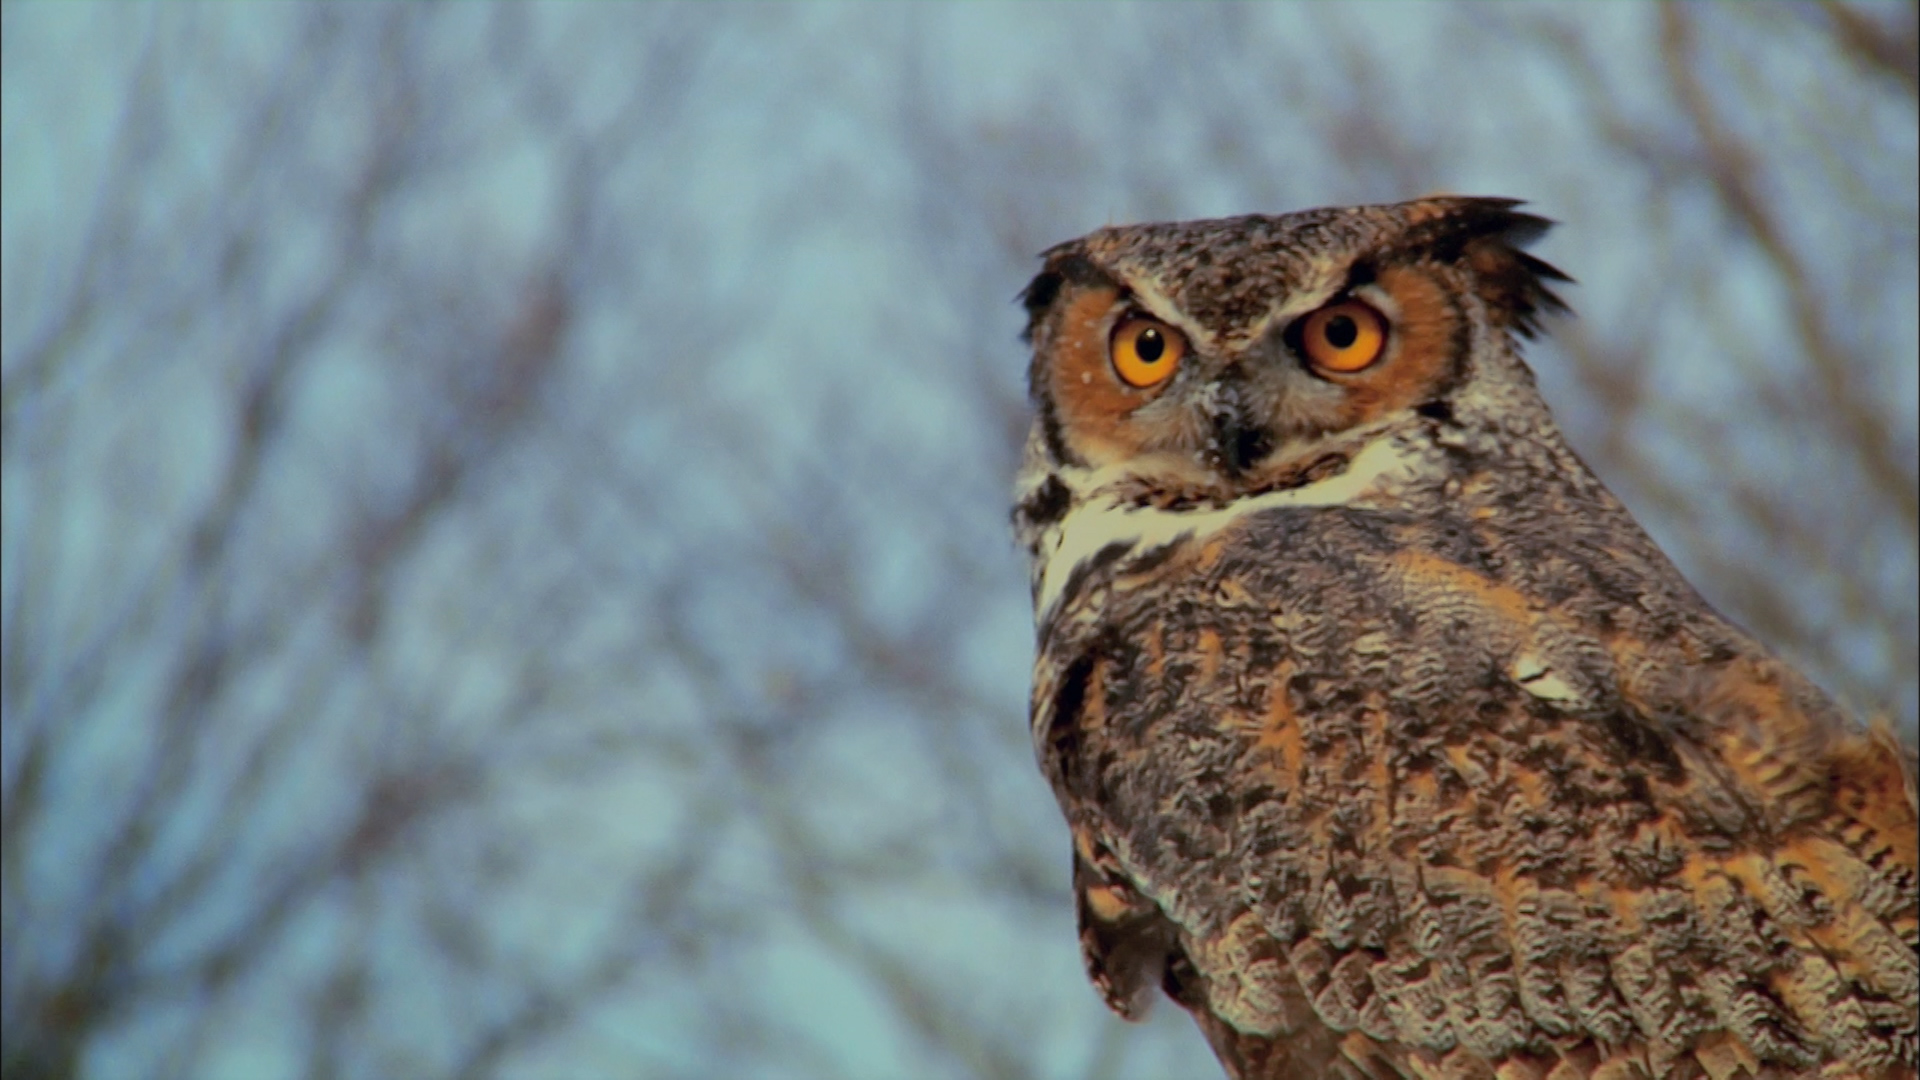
[1013,198,1918,1080]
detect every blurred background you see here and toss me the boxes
[2,3,1914,1078]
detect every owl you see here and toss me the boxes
[1012,198,1918,1080]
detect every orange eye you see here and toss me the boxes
[1301,300,1387,373]
[1110,316,1186,389]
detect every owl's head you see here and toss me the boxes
[1017,198,1569,500]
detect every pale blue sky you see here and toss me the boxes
[4,4,1914,1078]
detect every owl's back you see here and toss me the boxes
[1035,451,1918,1080]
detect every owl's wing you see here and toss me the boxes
[1068,823,1377,1077]
[1036,584,1918,1080]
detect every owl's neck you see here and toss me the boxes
[1015,423,1446,626]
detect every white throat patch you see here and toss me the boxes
[1031,437,1420,625]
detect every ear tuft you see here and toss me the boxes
[1019,251,1111,344]
[1018,269,1065,345]
[1395,197,1573,339]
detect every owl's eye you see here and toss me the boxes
[1110,316,1186,389]
[1301,300,1387,374]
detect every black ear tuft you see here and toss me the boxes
[1018,268,1064,344]
[1396,198,1573,339]
[1017,251,1110,344]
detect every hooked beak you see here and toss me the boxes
[1200,380,1274,478]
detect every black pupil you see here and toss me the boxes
[1135,327,1165,363]
[1324,314,1358,349]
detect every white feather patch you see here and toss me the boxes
[1510,652,1583,704]
[1034,437,1419,624]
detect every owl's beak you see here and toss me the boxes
[1201,381,1273,477]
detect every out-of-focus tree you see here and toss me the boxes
[2,4,1911,1079]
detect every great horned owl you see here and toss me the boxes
[1012,198,1918,1080]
